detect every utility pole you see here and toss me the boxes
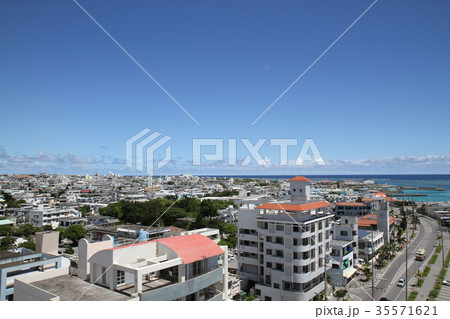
[371,226,374,300]
[405,202,411,301]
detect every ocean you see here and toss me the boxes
[211,174,450,203]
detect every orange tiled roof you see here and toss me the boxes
[358,214,395,227]
[256,201,331,212]
[289,176,311,182]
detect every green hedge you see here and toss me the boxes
[435,245,442,253]
[423,267,431,277]
[408,291,418,301]
[429,254,439,264]
[418,279,424,287]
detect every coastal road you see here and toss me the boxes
[350,215,438,301]
[379,215,437,301]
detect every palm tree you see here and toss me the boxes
[414,270,423,287]
[411,215,420,232]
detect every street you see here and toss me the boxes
[347,215,440,301]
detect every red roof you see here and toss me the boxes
[111,234,223,264]
[358,214,395,228]
[157,234,223,264]
[256,201,331,212]
[289,176,311,182]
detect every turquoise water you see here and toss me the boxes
[218,174,450,203]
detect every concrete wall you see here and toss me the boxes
[35,231,59,255]
[140,267,223,301]
[14,279,59,301]
[78,237,113,280]
[15,267,69,284]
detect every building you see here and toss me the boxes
[58,217,86,228]
[27,207,80,228]
[86,215,119,227]
[217,205,239,224]
[333,202,371,217]
[1,231,67,301]
[328,240,356,286]
[358,230,384,262]
[237,176,335,301]
[332,216,359,260]
[15,234,229,301]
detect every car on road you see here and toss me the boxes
[397,278,405,287]
[442,279,450,286]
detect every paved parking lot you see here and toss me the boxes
[436,282,450,301]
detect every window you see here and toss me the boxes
[341,231,348,236]
[273,283,280,289]
[266,249,272,255]
[302,238,309,246]
[266,262,272,268]
[310,262,316,271]
[275,250,284,258]
[275,237,283,244]
[303,265,309,273]
[302,251,309,260]
[310,249,315,258]
[117,270,125,285]
[318,222,323,230]
[294,266,299,273]
[293,252,299,260]
[311,224,315,232]
[276,224,284,231]
[275,263,283,271]
[266,236,272,243]
[265,296,272,301]
[293,225,300,232]
[266,275,271,285]
[319,233,323,242]
[293,238,298,246]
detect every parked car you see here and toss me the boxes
[397,278,405,287]
[442,279,450,286]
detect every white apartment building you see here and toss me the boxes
[14,234,228,301]
[28,207,80,228]
[328,240,356,286]
[334,202,371,217]
[237,176,334,301]
[358,230,384,262]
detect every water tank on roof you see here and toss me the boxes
[138,229,148,242]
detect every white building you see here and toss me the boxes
[237,176,335,301]
[14,234,228,301]
[28,207,80,228]
[328,240,356,286]
[217,205,239,224]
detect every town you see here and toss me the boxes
[0,173,449,301]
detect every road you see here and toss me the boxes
[348,215,438,301]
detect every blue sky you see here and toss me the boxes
[1,0,450,175]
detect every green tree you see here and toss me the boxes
[61,225,86,244]
[16,224,42,237]
[19,240,36,251]
[79,205,91,217]
[334,289,347,301]
[362,266,373,281]
[0,236,15,250]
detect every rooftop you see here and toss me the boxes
[335,202,368,207]
[358,214,395,228]
[255,201,332,212]
[111,234,223,264]
[31,275,132,301]
[289,176,311,182]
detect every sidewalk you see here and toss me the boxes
[415,232,449,301]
